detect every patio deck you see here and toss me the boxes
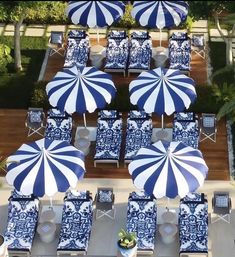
[0,39,230,180]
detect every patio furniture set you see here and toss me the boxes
[48,29,206,78]
[5,188,227,257]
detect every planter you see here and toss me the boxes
[117,240,137,257]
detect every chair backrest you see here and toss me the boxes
[50,31,64,45]
[27,107,44,124]
[202,113,216,128]
[213,191,231,210]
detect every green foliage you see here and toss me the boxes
[212,83,235,105]
[30,80,50,109]
[0,44,13,74]
[115,4,138,29]
[211,65,234,86]
[118,229,137,249]
[217,99,235,123]
[209,42,226,73]
[0,36,47,50]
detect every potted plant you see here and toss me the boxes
[118,228,137,249]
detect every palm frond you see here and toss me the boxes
[217,100,235,120]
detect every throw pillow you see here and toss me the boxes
[215,195,228,207]
[203,117,214,127]
[51,32,63,44]
[129,110,147,119]
[29,111,42,123]
[193,34,204,47]
[98,190,112,202]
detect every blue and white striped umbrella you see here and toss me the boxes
[131,1,188,29]
[6,138,86,197]
[129,67,196,128]
[131,1,188,45]
[46,65,116,126]
[66,1,125,27]
[129,140,208,199]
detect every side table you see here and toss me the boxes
[78,128,90,139]
[74,137,91,156]
[37,221,56,243]
[40,209,56,223]
[162,210,177,224]
[90,45,106,69]
[159,223,178,244]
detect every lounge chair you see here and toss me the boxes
[127,31,152,76]
[48,31,65,57]
[25,107,45,137]
[44,115,73,143]
[124,111,153,166]
[172,116,199,149]
[169,32,191,75]
[126,191,157,255]
[199,113,217,143]
[212,191,232,223]
[64,30,90,68]
[104,30,129,77]
[191,33,206,59]
[94,187,115,220]
[57,190,93,255]
[94,110,123,168]
[4,190,39,257]
[179,192,208,257]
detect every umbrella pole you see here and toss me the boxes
[160,28,162,47]
[96,26,100,44]
[161,114,164,129]
[49,197,53,209]
[83,113,87,128]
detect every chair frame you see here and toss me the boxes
[25,107,45,137]
[211,191,232,224]
[199,113,217,143]
[94,187,115,220]
[48,31,65,57]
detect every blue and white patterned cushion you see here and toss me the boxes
[57,198,93,252]
[169,36,191,71]
[126,198,157,252]
[68,30,86,38]
[45,117,73,143]
[109,30,126,39]
[179,201,208,254]
[94,118,123,161]
[64,33,89,68]
[192,34,204,47]
[98,190,112,202]
[129,110,149,119]
[10,190,36,201]
[124,118,152,161]
[172,120,199,149]
[131,31,149,39]
[104,36,129,70]
[4,199,39,251]
[29,111,42,123]
[66,190,89,200]
[128,35,152,70]
[99,110,118,119]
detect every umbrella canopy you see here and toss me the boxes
[131,1,188,45]
[46,65,117,126]
[129,67,196,127]
[66,1,125,42]
[6,138,86,197]
[128,140,208,199]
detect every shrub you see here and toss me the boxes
[30,80,50,109]
[114,4,138,29]
[0,44,13,74]
[211,65,234,86]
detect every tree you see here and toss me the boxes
[188,1,235,65]
[0,1,67,72]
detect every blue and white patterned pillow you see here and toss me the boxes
[98,190,112,202]
[99,110,118,119]
[130,191,152,200]
[176,112,194,121]
[51,32,63,44]
[171,32,187,40]
[109,30,126,38]
[47,108,66,118]
[215,195,228,207]
[68,30,86,38]
[131,31,149,39]
[29,111,42,123]
[66,190,89,200]
[183,192,204,203]
[129,110,148,119]
[11,190,35,200]
[192,34,204,47]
